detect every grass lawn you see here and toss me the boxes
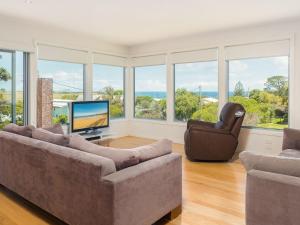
[257,123,288,130]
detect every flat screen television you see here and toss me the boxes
[71,100,109,133]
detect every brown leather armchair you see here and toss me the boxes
[184,102,245,161]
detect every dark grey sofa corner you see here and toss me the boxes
[0,131,182,225]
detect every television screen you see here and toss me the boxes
[71,101,109,132]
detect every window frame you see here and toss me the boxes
[173,59,219,123]
[37,59,86,125]
[226,55,290,130]
[0,49,29,128]
[133,64,167,121]
[92,63,126,120]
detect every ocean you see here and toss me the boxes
[135,91,220,99]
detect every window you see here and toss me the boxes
[0,50,28,129]
[174,61,218,122]
[38,60,85,125]
[93,64,125,119]
[228,56,289,129]
[134,65,166,120]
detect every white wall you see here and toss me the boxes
[0,14,130,137]
[128,19,300,155]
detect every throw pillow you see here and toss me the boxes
[133,139,172,162]
[43,124,64,134]
[69,135,140,170]
[32,128,70,146]
[3,123,35,137]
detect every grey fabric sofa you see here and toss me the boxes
[0,131,182,225]
[239,128,300,225]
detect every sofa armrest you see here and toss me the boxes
[283,128,300,150]
[246,170,300,225]
[240,151,300,177]
[101,153,182,225]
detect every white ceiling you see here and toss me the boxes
[0,0,300,46]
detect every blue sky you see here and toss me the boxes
[73,102,108,117]
[0,51,24,92]
[175,61,218,92]
[229,56,289,92]
[135,65,166,92]
[93,64,124,92]
[38,60,84,93]
[1,55,288,94]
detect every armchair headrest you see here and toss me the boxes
[215,102,245,130]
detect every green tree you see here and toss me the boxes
[159,99,167,120]
[135,96,153,109]
[191,102,218,122]
[61,94,79,100]
[230,96,260,126]
[0,67,12,129]
[249,89,282,105]
[264,75,288,109]
[110,104,123,118]
[175,88,200,121]
[264,75,288,96]
[53,114,68,124]
[0,67,11,81]
[233,81,245,97]
[98,86,124,118]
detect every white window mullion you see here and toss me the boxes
[166,53,174,123]
[84,51,93,101]
[218,46,227,114]
[125,66,134,120]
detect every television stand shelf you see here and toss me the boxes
[76,131,116,146]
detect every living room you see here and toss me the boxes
[0,1,300,225]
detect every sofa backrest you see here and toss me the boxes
[0,131,116,178]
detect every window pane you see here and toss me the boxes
[228,56,289,129]
[0,51,12,128]
[16,52,24,125]
[134,65,166,120]
[93,64,125,119]
[174,61,218,122]
[38,60,84,125]
[0,51,27,129]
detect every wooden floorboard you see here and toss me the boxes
[0,136,246,225]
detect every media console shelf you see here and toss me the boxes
[77,131,116,146]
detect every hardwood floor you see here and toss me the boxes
[0,136,246,225]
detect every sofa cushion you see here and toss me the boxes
[3,123,35,137]
[134,139,172,162]
[279,149,300,158]
[69,135,140,170]
[32,128,70,146]
[43,124,64,135]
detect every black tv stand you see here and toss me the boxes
[78,129,103,141]
[80,128,102,136]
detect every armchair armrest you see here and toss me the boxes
[187,119,215,129]
[239,151,300,177]
[189,125,231,135]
